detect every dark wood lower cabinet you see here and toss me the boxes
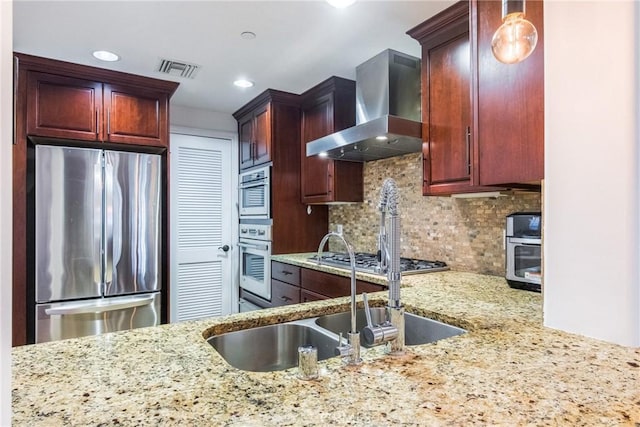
[300,268,385,299]
[300,290,326,303]
[269,261,385,307]
[271,279,301,307]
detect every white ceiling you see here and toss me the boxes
[13,0,455,115]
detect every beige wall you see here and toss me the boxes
[329,153,541,276]
[543,1,639,347]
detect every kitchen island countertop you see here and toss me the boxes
[12,254,640,426]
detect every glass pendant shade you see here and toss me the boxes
[491,1,538,64]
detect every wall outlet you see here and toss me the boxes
[336,224,343,235]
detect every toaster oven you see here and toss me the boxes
[505,212,542,292]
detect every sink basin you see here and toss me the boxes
[315,307,465,346]
[208,309,465,372]
[207,323,339,372]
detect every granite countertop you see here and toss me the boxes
[12,255,640,426]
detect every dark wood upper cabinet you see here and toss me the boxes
[238,112,255,169]
[408,0,543,195]
[300,77,363,204]
[236,100,271,170]
[474,0,544,186]
[26,72,103,141]
[236,101,273,169]
[252,102,271,166]
[413,5,477,195]
[24,63,174,148]
[103,84,168,147]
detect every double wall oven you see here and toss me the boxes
[238,165,272,311]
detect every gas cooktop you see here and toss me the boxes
[309,252,448,275]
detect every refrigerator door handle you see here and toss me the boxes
[94,159,104,290]
[104,157,114,289]
[44,295,155,316]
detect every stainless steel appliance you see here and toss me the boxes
[238,298,262,313]
[239,165,270,218]
[33,145,162,343]
[306,49,422,162]
[309,252,448,275]
[239,223,272,302]
[505,212,542,292]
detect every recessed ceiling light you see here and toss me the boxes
[318,152,328,158]
[375,135,388,141]
[327,0,356,8]
[240,31,256,40]
[233,79,254,88]
[92,50,120,62]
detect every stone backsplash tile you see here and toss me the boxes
[328,153,541,276]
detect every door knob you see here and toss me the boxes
[218,244,230,252]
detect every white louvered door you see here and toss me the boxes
[170,133,235,322]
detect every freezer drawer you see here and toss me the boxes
[35,293,161,343]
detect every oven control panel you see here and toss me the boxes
[239,224,271,241]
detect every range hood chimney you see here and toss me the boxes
[306,49,422,162]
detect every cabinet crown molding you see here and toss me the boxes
[14,52,179,96]
[407,1,469,43]
[232,89,300,120]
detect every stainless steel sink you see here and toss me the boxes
[207,309,465,372]
[315,307,466,346]
[207,323,339,372]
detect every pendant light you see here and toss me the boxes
[491,0,538,64]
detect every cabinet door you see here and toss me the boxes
[271,261,300,286]
[423,29,473,195]
[26,72,102,141]
[103,84,168,147]
[271,279,300,307]
[252,102,271,166]
[238,113,254,170]
[475,0,544,185]
[301,94,333,202]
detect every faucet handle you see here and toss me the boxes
[363,293,374,328]
[361,293,399,346]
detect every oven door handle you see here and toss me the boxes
[239,181,268,190]
[238,241,270,251]
[507,237,541,245]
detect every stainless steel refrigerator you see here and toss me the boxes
[34,145,162,343]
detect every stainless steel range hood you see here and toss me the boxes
[306,49,422,162]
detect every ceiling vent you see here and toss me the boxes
[156,58,200,79]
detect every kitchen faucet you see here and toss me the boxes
[316,231,361,365]
[362,177,405,354]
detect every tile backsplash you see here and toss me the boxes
[328,153,541,276]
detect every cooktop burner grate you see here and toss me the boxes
[309,252,448,275]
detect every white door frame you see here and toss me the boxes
[169,125,239,318]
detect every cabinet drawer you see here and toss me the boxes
[301,268,385,298]
[301,289,327,303]
[357,281,386,294]
[271,279,300,307]
[271,261,300,286]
